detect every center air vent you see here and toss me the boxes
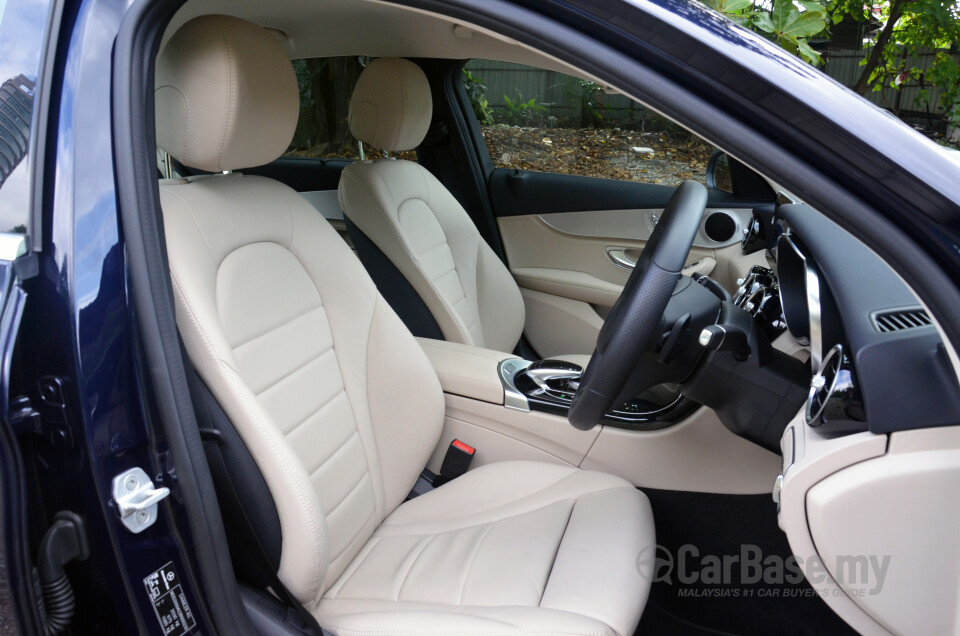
[872,308,931,333]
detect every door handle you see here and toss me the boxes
[606,248,637,271]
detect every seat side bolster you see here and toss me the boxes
[475,242,526,354]
[365,295,446,513]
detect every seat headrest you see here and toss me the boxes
[155,15,298,172]
[348,58,432,152]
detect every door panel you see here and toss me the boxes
[498,213,716,357]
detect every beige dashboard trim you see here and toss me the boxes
[778,412,890,635]
[581,407,781,494]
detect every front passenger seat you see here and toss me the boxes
[158,15,655,636]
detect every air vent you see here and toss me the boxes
[872,308,931,333]
[806,344,843,425]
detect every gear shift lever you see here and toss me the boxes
[522,360,584,393]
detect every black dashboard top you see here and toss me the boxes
[775,204,960,434]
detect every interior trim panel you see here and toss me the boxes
[538,207,754,249]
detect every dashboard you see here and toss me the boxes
[744,204,960,635]
[737,203,960,436]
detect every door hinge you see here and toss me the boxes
[9,377,73,447]
[111,467,170,533]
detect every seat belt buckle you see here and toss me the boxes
[435,439,475,487]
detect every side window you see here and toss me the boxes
[286,57,365,159]
[286,56,417,161]
[463,60,714,186]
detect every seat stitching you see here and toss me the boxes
[324,468,370,518]
[210,20,234,171]
[328,504,376,564]
[155,85,191,162]
[395,532,440,601]
[433,264,459,281]
[254,345,335,397]
[538,500,576,606]
[380,478,634,533]
[325,535,382,598]
[363,296,387,521]
[391,58,405,151]
[231,303,324,351]
[285,388,346,439]
[456,521,496,605]
[161,187,218,269]
[418,239,452,257]
[306,426,359,477]
[384,534,432,601]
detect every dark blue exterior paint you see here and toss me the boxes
[18,0,215,632]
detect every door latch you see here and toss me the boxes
[111,467,170,533]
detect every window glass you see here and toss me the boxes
[0,0,52,239]
[464,60,714,186]
[286,56,416,161]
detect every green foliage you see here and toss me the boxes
[502,93,548,126]
[703,0,828,65]
[926,52,960,125]
[570,79,605,128]
[462,69,494,124]
[854,0,960,125]
[703,0,960,128]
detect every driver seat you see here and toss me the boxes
[339,58,586,361]
[157,15,655,636]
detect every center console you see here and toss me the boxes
[416,336,783,494]
[499,358,699,430]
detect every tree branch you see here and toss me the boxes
[853,0,910,95]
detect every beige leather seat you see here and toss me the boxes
[157,15,655,636]
[340,58,584,360]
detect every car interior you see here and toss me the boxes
[132,1,960,634]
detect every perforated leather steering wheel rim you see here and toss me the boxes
[568,180,708,430]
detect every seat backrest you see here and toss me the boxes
[156,15,444,611]
[339,58,525,353]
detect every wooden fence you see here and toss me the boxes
[466,48,957,126]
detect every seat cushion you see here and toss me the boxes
[318,461,655,636]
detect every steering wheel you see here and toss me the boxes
[568,180,708,430]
